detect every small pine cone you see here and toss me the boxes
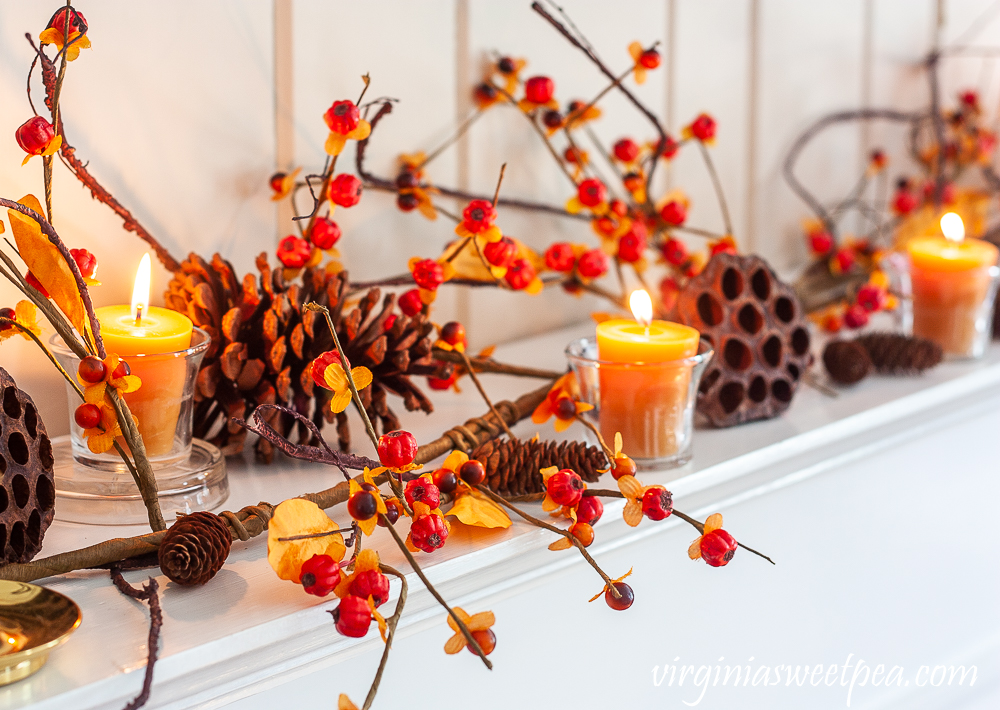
[158,511,233,586]
[471,438,608,497]
[854,332,943,374]
[822,340,872,385]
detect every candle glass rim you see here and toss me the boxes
[565,336,714,368]
[48,325,211,360]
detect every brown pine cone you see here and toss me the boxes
[471,438,608,497]
[166,254,439,461]
[158,511,233,586]
[822,340,872,385]
[853,332,943,374]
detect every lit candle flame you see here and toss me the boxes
[131,253,152,325]
[940,212,965,244]
[629,289,653,327]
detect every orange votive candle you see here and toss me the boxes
[596,310,700,461]
[908,215,999,356]
[95,255,194,457]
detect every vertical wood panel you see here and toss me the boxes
[274,0,295,232]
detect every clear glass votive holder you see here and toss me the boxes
[566,337,714,471]
[48,327,228,525]
[907,259,1000,359]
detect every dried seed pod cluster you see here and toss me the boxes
[675,253,814,427]
[0,367,55,564]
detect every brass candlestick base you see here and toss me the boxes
[0,581,80,686]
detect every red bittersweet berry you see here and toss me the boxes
[440,321,466,348]
[689,113,716,142]
[892,189,918,215]
[576,495,604,526]
[570,522,595,547]
[349,568,390,607]
[576,249,609,279]
[15,117,55,156]
[641,486,673,521]
[324,100,360,135]
[504,258,536,290]
[577,178,607,208]
[660,201,687,226]
[833,248,855,273]
[474,82,497,105]
[640,48,661,69]
[613,138,640,163]
[347,490,378,522]
[404,477,441,509]
[468,629,497,656]
[331,595,372,637]
[48,6,88,36]
[25,272,49,298]
[546,469,585,507]
[399,289,423,316]
[409,513,449,552]
[378,430,418,469]
[611,455,637,481]
[554,396,577,420]
[618,232,646,263]
[660,276,680,312]
[542,110,565,130]
[276,235,312,269]
[379,498,403,527]
[844,304,869,329]
[432,467,459,495]
[395,171,418,189]
[311,217,341,249]
[112,360,131,379]
[78,356,108,383]
[524,76,555,104]
[564,147,584,164]
[700,529,738,567]
[269,172,287,194]
[623,172,644,194]
[545,242,576,272]
[662,237,688,266]
[462,199,497,233]
[411,259,444,291]
[459,459,486,486]
[662,134,680,159]
[70,248,98,280]
[74,403,101,429]
[300,554,342,597]
[484,236,517,268]
[427,373,456,390]
[0,307,15,333]
[856,283,887,313]
[497,56,517,74]
[310,350,346,389]
[808,230,833,255]
[605,582,634,610]
[328,173,362,208]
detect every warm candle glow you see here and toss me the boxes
[941,212,965,244]
[131,253,152,322]
[629,289,653,327]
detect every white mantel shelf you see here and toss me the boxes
[4,323,1000,710]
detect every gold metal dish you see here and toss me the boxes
[0,580,81,686]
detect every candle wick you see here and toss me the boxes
[134,304,143,327]
[644,326,650,337]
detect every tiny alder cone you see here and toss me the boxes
[378,430,418,469]
[332,595,372,637]
[348,490,378,521]
[701,529,738,567]
[349,568,390,607]
[300,554,342,597]
[469,628,497,656]
[74,403,101,429]
[409,513,449,552]
[78,356,108,383]
[157,511,233,586]
[404,477,441,509]
[459,459,486,486]
[524,75,555,104]
[605,582,634,611]
[576,495,604,525]
[546,469,585,507]
[641,486,673,521]
[433,468,459,494]
[611,455,637,480]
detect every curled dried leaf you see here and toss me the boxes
[267,499,346,583]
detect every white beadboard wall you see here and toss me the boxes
[0,0,998,438]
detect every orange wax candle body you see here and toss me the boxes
[596,319,700,460]
[96,305,193,457]
[907,237,999,356]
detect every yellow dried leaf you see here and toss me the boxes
[688,537,703,560]
[338,695,360,710]
[447,490,511,529]
[617,474,643,499]
[444,634,466,654]
[548,537,573,551]
[8,195,88,339]
[704,513,723,534]
[623,500,643,527]
[267,499,346,583]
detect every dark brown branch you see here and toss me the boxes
[431,348,563,379]
[110,569,162,710]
